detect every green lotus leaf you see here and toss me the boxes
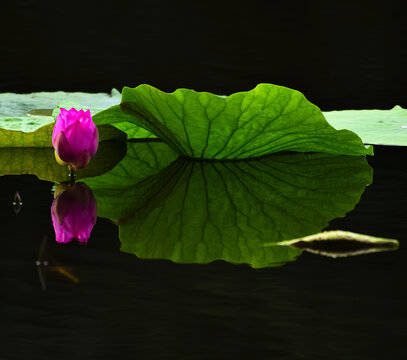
[0,90,126,147]
[82,141,179,221]
[101,83,373,159]
[84,145,373,268]
[0,140,126,182]
[92,105,156,139]
[324,105,407,146]
[53,103,155,139]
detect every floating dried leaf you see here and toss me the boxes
[269,230,399,258]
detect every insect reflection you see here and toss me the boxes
[12,191,23,215]
[36,236,79,291]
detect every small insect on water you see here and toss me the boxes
[12,191,23,215]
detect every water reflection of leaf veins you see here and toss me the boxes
[85,142,373,268]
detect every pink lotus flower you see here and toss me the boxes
[52,108,99,170]
[51,182,97,244]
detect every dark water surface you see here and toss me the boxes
[0,146,406,360]
[2,1,406,359]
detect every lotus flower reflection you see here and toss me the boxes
[52,108,99,170]
[51,182,97,244]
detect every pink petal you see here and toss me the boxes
[51,200,74,243]
[53,108,99,162]
[51,196,65,225]
[63,121,94,157]
[68,108,78,118]
[80,109,93,125]
[75,109,86,122]
[58,108,69,124]
[70,149,92,170]
[52,109,69,145]
[64,205,93,240]
[54,131,76,163]
[50,183,97,245]
[56,228,75,243]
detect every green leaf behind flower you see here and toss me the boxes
[54,104,156,140]
[0,140,127,182]
[0,90,127,147]
[105,83,373,159]
[86,104,156,139]
[323,105,407,146]
[0,121,126,148]
[0,89,120,129]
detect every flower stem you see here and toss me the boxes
[68,166,76,184]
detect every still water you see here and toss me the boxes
[1,144,406,360]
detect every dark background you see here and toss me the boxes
[1,1,406,110]
[1,148,406,360]
[1,1,407,360]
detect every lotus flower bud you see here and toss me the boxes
[52,108,99,170]
[51,182,97,244]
